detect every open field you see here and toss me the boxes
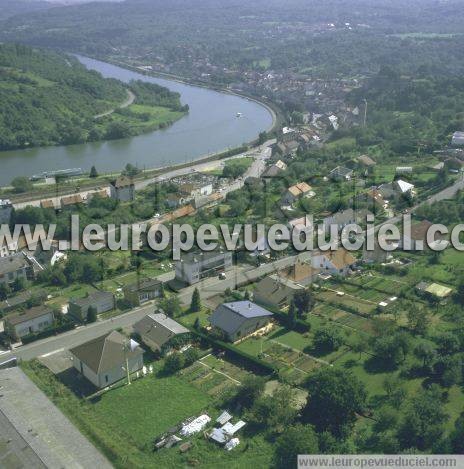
[21,356,274,468]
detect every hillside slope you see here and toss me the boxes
[0,44,187,151]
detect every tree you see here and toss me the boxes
[106,121,131,140]
[159,296,182,318]
[373,406,399,433]
[397,386,448,451]
[450,412,464,454]
[123,163,140,177]
[249,385,298,433]
[89,165,98,178]
[193,317,201,330]
[0,283,10,301]
[11,176,33,193]
[163,352,185,374]
[350,336,368,359]
[235,375,266,408]
[433,332,461,355]
[414,341,437,372]
[302,368,367,436]
[407,305,429,335]
[372,331,411,368]
[190,288,201,312]
[313,326,343,353]
[87,305,97,323]
[183,347,199,366]
[293,289,314,317]
[274,425,319,468]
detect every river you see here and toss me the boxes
[0,56,274,186]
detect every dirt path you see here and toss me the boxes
[94,89,136,119]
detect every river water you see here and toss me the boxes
[0,56,273,185]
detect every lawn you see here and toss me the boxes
[22,359,274,468]
[94,373,212,446]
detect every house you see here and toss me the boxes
[288,216,313,232]
[281,126,297,142]
[451,131,464,147]
[396,167,413,175]
[123,278,164,306]
[209,301,273,342]
[68,291,116,323]
[312,248,356,276]
[166,193,185,209]
[70,331,144,389]
[330,166,353,181]
[273,141,299,157]
[253,274,304,310]
[4,306,54,342]
[61,193,84,207]
[357,189,387,211]
[358,155,376,168]
[175,250,233,285]
[400,219,439,250]
[281,261,320,286]
[362,237,392,264]
[377,183,396,200]
[0,199,13,224]
[133,312,190,352]
[40,199,61,210]
[394,179,415,195]
[416,282,453,299]
[0,253,31,287]
[281,182,313,205]
[262,160,287,178]
[179,182,213,199]
[0,239,18,258]
[322,209,356,234]
[109,176,135,202]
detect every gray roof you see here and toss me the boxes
[125,278,162,293]
[0,253,29,275]
[209,301,273,336]
[330,166,353,178]
[133,312,189,348]
[254,275,303,306]
[69,290,114,309]
[5,305,53,327]
[70,331,143,375]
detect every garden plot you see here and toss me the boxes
[316,290,376,315]
[181,355,251,397]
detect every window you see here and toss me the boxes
[105,375,109,383]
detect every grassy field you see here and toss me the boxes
[106,103,185,135]
[22,357,274,468]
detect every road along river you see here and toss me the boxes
[0,56,274,186]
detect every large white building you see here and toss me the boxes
[175,250,233,285]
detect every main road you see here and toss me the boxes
[0,249,309,363]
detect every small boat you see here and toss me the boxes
[236,112,243,118]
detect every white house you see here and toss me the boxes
[70,331,144,389]
[312,248,356,276]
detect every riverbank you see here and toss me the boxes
[86,55,281,135]
[0,55,275,187]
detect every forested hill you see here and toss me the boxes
[0,44,187,151]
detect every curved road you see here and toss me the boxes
[94,89,136,119]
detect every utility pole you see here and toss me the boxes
[123,340,131,385]
[363,99,368,128]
